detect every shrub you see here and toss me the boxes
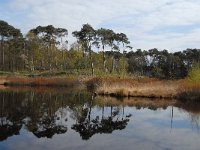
[188,63,200,83]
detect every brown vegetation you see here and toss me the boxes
[2,76,79,87]
[87,77,200,100]
[176,80,200,101]
[0,85,83,94]
[1,76,200,101]
[88,77,180,98]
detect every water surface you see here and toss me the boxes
[0,89,200,150]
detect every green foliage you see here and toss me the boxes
[188,63,200,83]
[1,19,200,80]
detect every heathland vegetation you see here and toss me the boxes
[0,20,200,100]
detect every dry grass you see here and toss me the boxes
[89,77,180,98]
[90,77,200,100]
[0,85,83,94]
[2,76,79,87]
[176,80,200,101]
[1,75,200,101]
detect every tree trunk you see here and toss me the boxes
[91,61,94,76]
[31,57,35,72]
[47,45,52,71]
[62,50,65,70]
[1,37,4,70]
[102,106,104,119]
[12,59,15,72]
[89,45,94,76]
[112,58,115,73]
[88,94,94,122]
[2,45,4,68]
[102,45,106,72]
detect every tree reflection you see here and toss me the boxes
[0,92,70,140]
[2,90,200,141]
[31,116,68,138]
[176,101,200,131]
[0,90,93,140]
[0,118,22,141]
[0,92,24,141]
[25,93,69,138]
[72,95,131,140]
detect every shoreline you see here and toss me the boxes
[0,76,200,101]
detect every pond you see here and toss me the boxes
[0,88,200,150]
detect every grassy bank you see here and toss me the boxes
[87,77,200,101]
[87,77,179,98]
[0,75,200,101]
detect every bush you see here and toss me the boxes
[188,63,200,83]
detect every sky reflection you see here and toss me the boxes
[0,91,200,150]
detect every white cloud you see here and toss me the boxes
[1,0,200,51]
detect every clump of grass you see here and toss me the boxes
[176,79,200,101]
[88,76,200,100]
[115,89,129,97]
[177,89,200,101]
[89,77,179,98]
[87,76,157,88]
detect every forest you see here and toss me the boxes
[0,20,200,79]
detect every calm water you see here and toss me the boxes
[0,89,200,150]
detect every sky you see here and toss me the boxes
[1,0,200,51]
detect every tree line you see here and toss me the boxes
[0,20,200,79]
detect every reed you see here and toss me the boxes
[91,77,200,100]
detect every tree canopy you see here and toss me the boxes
[0,20,200,79]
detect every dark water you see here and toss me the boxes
[0,89,200,150]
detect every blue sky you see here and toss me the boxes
[1,0,200,51]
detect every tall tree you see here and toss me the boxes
[72,24,96,75]
[0,20,23,71]
[115,33,130,74]
[96,28,114,72]
[29,25,68,71]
